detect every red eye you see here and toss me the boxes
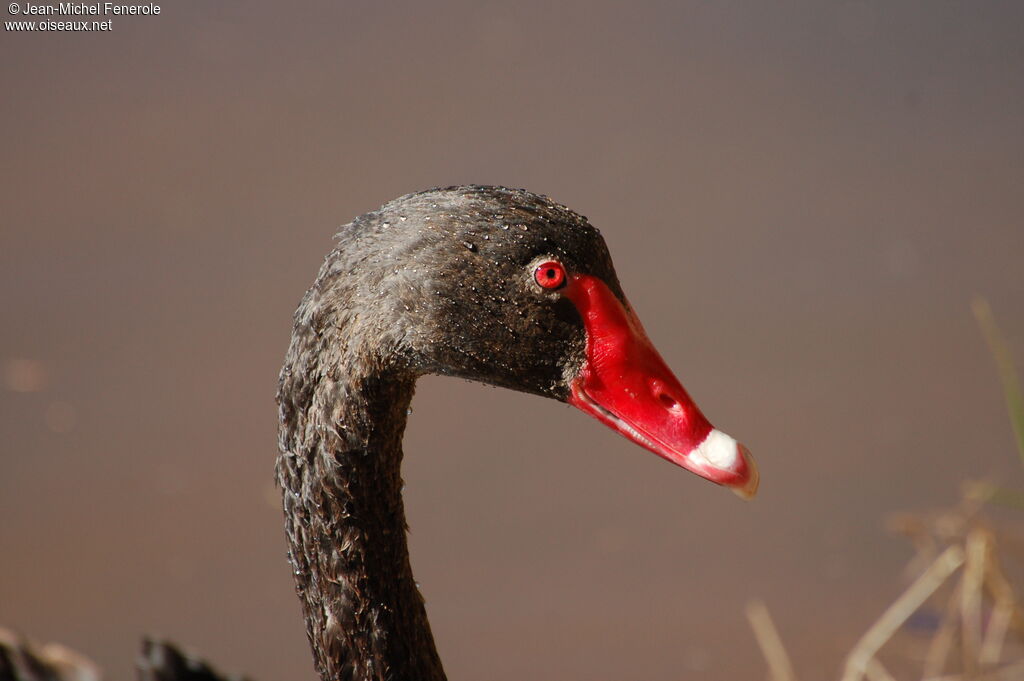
[534,260,567,290]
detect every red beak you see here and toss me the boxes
[563,274,759,500]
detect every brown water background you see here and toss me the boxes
[2,2,1023,679]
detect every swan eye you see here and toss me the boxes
[534,261,567,290]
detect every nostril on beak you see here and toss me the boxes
[657,393,679,410]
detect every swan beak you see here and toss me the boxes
[563,274,759,500]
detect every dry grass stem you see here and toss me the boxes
[980,552,1018,665]
[840,546,965,681]
[983,545,1024,639]
[960,530,989,674]
[921,580,963,679]
[746,599,799,681]
[865,658,897,681]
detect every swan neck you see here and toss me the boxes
[277,350,445,681]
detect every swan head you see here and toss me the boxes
[321,185,758,499]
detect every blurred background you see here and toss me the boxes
[2,1,1023,679]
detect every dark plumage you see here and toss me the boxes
[137,639,249,681]
[276,186,619,681]
[0,630,232,681]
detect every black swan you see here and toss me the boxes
[275,185,757,681]
[1,185,757,681]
